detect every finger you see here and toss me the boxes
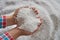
[20,29,33,35]
[13,8,20,17]
[33,17,42,33]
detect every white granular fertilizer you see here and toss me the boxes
[16,7,41,32]
[0,0,60,40]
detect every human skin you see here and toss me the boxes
[8,27,32,39]
[6,8,19,26]
[5,8,33,40]
[5,8,42,40]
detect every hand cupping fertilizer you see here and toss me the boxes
[16,7,41,32]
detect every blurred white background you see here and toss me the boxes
[0,0,60,40]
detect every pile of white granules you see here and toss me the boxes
[16,7,41,32]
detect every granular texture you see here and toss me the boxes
[16,7,41,32]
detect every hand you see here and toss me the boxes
[8,27,33,39]
[6,8,20,26]
[9,8,42,35]
[19,28,33,36]
[11,8,42,35]
[12,8,20,24]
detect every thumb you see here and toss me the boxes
[13,8,20,17]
